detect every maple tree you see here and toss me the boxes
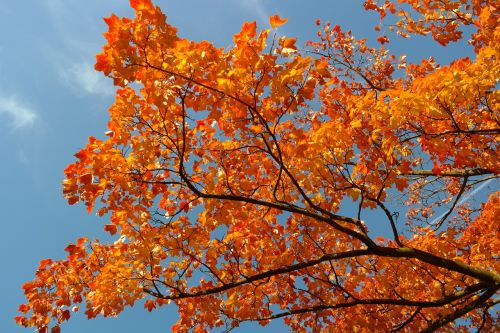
[16,0,500,332]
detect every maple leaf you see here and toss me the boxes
[129,0,153,10]
[144,300,156,312]
[269,14,288,28]
[234,21,257,44]
[376,35,390,44]
[103,224,118,235]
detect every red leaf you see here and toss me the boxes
[144,300,157,312]
[389,3,396,14]
[61,310,71,321]
[39,259,53,269]
[104,224,118,235]
[79,174,93,185]
[67,196,79,205]
[377,35,390,44]
[14,316,26,326]
[18,304,30,313]
[432,161,441,175]
[65,244,77,254]
[180,201,189,213]
[73,150,87,160]
[363,1,378,10]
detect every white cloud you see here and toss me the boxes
[59,62,114,97]
[40,0,115,97]
[0,95,38,128]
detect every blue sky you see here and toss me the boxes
[1,1,479,332]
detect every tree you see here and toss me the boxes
[16,0,499,332]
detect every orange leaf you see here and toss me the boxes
[269,14,288,28]
[130,0,153,10]
[282,37,297,49]
[234,21,257,43]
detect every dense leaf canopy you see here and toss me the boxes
[17,0,499,332]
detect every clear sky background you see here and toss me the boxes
[1,1,478,332]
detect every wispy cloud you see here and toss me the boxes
[0,95,38,128]
[238,0,287,38]
[41,0,115,97]
[59,62,114,97]
[240,0,269,23]
[43,0,65,18]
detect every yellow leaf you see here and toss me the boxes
[351,118,362,128]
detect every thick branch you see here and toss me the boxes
[144,249,370,300]
[229,283,491,323]
[420,289,499,333]
[400,168,493,177]
[376,247,500,285]
[178,168,376,246]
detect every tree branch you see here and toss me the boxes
[400,168,493,177]
[144,249,370,300]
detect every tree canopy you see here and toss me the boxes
[17,0,499,332]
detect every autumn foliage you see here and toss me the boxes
[17,0,499,332]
